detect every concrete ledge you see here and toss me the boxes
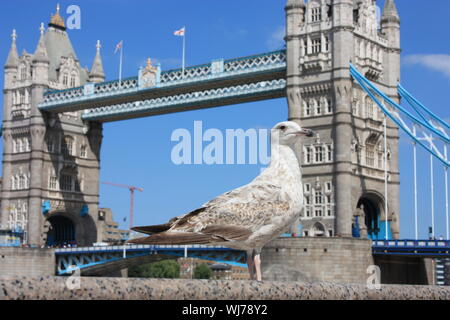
[0,277,449,300]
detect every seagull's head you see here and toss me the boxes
[272,121,315,146]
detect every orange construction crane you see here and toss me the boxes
[102,181,144,230]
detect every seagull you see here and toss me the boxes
[128,121,314,281]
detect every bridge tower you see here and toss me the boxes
[0,6,105,246]
[285,0,401,239]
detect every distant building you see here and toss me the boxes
[178,257,249,280]
[97,208,130,245]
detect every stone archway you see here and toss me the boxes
[356,192,385,240]
[43,211,98,247]
[46,215,76,247]
[312,222,326,237]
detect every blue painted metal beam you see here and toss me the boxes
[81,78,286,122]
[38,50,287,119]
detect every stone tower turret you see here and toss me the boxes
[89,40,105,83]
[0,5,105,247]
[284,0,401,240]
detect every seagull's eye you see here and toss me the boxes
[279,125,286,131]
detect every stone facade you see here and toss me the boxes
[262,237,374,283]
[1,276,449,300]
[286,0,401,239]
[0,7,105,247]
[0,247,55,277]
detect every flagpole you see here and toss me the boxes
[119,43,123,88]
[182,27,186,78]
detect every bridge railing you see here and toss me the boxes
[40,50,287,109]
[54,244,237,254]
[372,240,450,248]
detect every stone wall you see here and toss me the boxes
[261,237,373,283]
[0,276,449,300]
[0,247,55,277]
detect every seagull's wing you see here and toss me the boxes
[129,180,290,245]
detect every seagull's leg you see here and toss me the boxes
[246,250,256,280]
[254,254,262,281]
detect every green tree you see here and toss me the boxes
[193,264,213,279]
[128,259,180,279]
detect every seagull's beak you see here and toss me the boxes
[292,128,315,137]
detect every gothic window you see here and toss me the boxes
[326,98,333,114]
[326,145,333,162]
[315,190,323,205]
[60,174,73,191]
[311,7,322,22]
[63,74,69,86]
[305,196,311,205]
[315,146,323,163]
[49,176,58,190]
[19,175,25,189]
[80,145,87,158]
[325,182,332,193]
[304,183,311,193]
[316,100,321,115]
[62,136,74,157]
[75,178,81,192]
[325,36,330,52]
[366,143,375,167]
[304,101,311,117]
[312,38,321,54]
[20,66,27,80]
[46,137,55,153]
[314,209,323,218]
[304,146,312,164]
[305,209,311,219]
[301,39,307,56]
[70,75,76,88]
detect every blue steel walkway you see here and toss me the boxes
[372,240,450,257]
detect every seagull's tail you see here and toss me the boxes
[131,224,171,235]
[127,231,225,245]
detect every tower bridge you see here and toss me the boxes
[2,1,449,284]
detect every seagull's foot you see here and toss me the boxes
[254,254,262,282]
[247,251,256,280]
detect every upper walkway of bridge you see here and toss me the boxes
[38,50,287,122]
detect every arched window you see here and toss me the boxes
[19,175,25,189]
[80,145,87,158]
[20,65,27,80]
[62,136,74,157]
[63,73,69,86]
[70,75,76,88]
[312,222,325,237]
[366,143,375,167]
[315,145,323,163]
[311,6,322,22]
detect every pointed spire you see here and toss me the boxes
[49,3,66,30]
[33,23,49,64]
[381,0,400,24]
[5,29,19,69]
[89,40,105,83]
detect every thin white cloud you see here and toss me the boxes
[404,54,450,78]
[266,26,285,50]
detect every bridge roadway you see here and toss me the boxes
[54,240,450,276]
[38,50,287,122]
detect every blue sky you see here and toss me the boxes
[0,0,449,239]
